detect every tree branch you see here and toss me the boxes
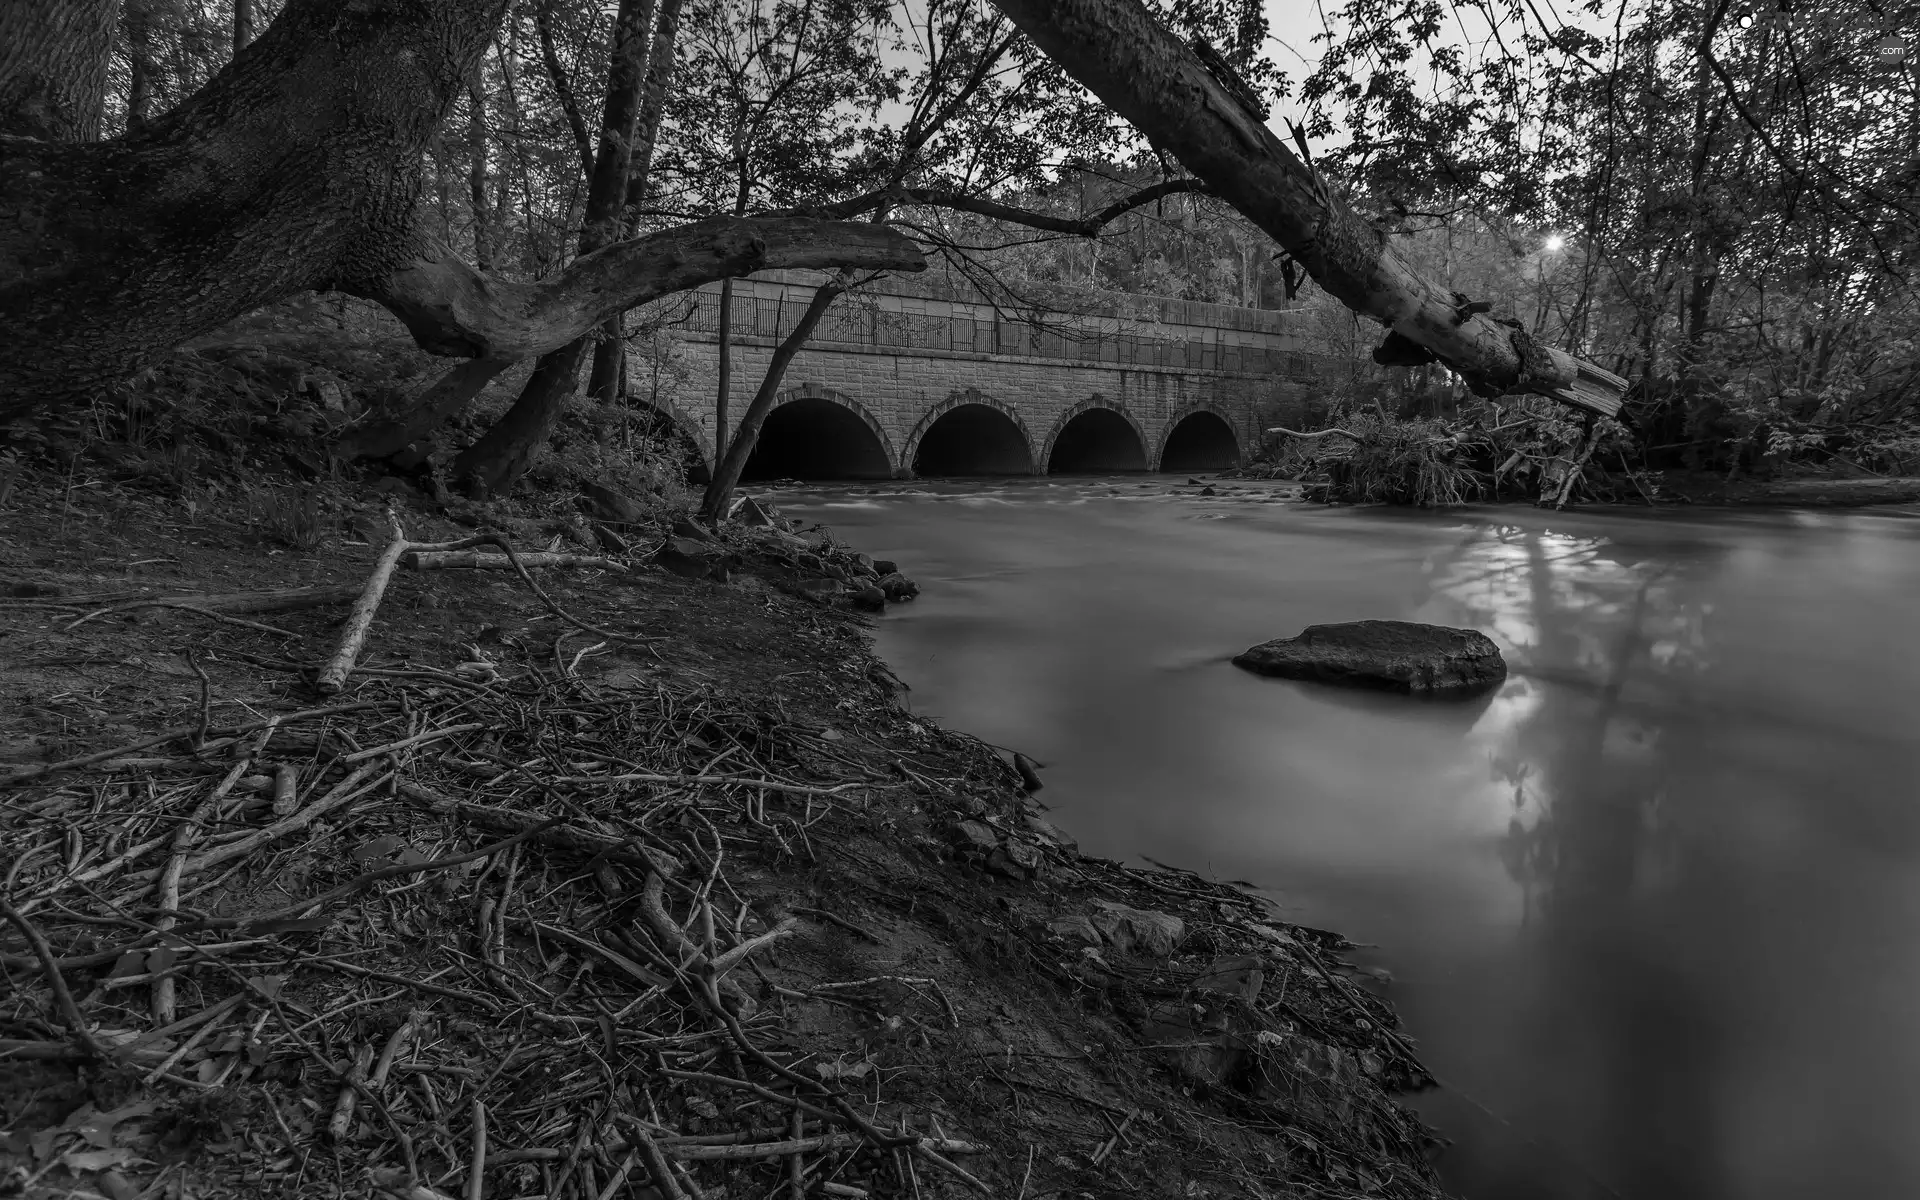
[780,178,1214,236]
[533,0,596,182]
[341,216,925,362]
[983,0,1626,416]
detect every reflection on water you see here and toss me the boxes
[775,480,1920,1200]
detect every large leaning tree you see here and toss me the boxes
[0,0,924,424]
[0,0,1624,451]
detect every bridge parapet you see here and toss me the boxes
[668,274,1326,381]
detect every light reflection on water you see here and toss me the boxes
[774,479,1920,1200]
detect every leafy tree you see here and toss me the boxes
[2,0,1633,501]
[1291,0,1920,474]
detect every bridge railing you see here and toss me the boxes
[665,289,1320,380]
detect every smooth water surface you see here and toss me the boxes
[776,478,1920,1200]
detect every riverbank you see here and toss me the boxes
[1220,462,1920,509]
[0,463,1449,1200]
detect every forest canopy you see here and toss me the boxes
[1,0,1915,502]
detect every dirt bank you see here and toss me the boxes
[0,459,1450,1200]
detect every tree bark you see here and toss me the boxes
[0,0,118,140]
[586,313,626,406]
[233,0,252,55]
[340,359,514,463]
[714,277,736,464]
[345,217,919,362]
[621,0,687,226]
[468,79,491,271]
[2,0,514,410]
[983,0,1626,416]
[699,279,844,521]
[450,340,590,493]
[122,0,155,132]
[0,0,924,420]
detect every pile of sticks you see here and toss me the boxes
[0,525,988,1200]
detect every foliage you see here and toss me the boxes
[1280,409,1490,508]
[1295,0,1920,474]
[75,0,1920,495]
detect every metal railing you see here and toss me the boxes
[668,292,1319,379]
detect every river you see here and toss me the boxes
[774,477,1920,1200]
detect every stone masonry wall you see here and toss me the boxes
[629,276,1329,476]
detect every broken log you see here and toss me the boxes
[987,0,1626,417]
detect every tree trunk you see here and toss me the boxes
[122,0,155,132]
[451,341,590,494]
[1,0,922,419]
[453,0,659,493]
[699,280,844,521]
[341,359,513,463]
[714,277,736,464]
[983,0,1626,416]
[621,0,686,227]
[0,0,118,140]
[468,79,491,271]
[586,314,625,406]
[584,0,688,411]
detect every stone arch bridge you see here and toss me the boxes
[628,271,1332,481]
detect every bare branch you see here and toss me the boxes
[534,0,595,181]
[342,216,926,362]
[780,178,1215,236]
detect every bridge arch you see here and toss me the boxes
[1156,402,1242,473]
[741,383,900,481]
[1042,396,1151,474]
[903,389,1038,477]
[627,396,714,482]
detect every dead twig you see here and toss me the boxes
[0,894,100,1058]
[0,701,386,784]
[65,603,301,638]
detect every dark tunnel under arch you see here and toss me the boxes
[1047,406,1148,473]
[911,403,1035,476]
[739,396,894,481]
[1158,409,1241,473]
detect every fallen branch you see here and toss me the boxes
[329,1043,375,1140]
[396,780,674,874]
[64,585,361,631]
[64,602,300,638]
[405,551,626,572]
[548,771,862,798]
[342,723,485,763]
[1265,426,1361,439]
[0,895,100,1058]
[0,701,386,784]
[171,817,566,935]
[317,516,494,694]
[1548,414,1604,510]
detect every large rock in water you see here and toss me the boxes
[1233,620,1506,694]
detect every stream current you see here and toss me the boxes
[775,477,1920,1200]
